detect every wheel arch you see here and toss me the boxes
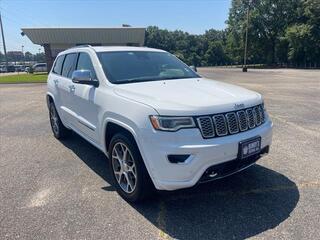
[102,118,157,188]
[103,119,138,156]
[46,92,55,108]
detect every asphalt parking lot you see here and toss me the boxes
[0,68,319,240]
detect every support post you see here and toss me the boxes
[0,12,8,68]
[43,44,53,73]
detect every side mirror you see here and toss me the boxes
[72,70,99,87]
[190,65,197,72]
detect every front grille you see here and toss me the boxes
[196,104,265,139]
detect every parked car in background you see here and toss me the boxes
[6,65,15,73]
[32,63,47,73]
[14,65,25,72]
[0,65,6,73]
[25,66,31,73]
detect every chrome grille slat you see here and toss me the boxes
[196,104,265,139]
[246,109,255,128]
[213,114,228,136]
[259,105,265,123]
[237,110,248,131]
[197,117,215,138]
[225,112,239,134]
[253,106,261,126]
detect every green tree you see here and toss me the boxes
[145,26,229,66]
[226,0,303,65]
[285,0,320,66]
[145,0,319,68]
[24,51,33,61]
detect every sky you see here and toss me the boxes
[0,0,231,54]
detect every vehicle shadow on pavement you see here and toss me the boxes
[61,133,299,240]
[135,166,299,240]
[60,133,116,190]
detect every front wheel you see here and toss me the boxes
[109,133,154,202]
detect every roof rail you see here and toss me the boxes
[69,44,97,52]
[71,44,93,49]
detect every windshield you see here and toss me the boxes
[97,51,200,84]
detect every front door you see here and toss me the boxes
[69,52,100,144]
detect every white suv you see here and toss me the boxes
[47,46,273,202]
[32,63,47,73]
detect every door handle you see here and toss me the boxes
[53,79,59,85]
[69,85,75,92]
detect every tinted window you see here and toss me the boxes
[76,53,96,79]
[52,55,65,75]
[62,53,77,78]
[98,51,200,84]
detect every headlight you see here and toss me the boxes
[150,116,196,131]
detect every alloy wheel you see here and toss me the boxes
[50,105,59,135]
[111,142,137,193]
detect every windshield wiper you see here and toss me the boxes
[115,76,161,84]
[160,76,197,80]
[114,76,198,84]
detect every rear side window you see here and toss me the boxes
[62,53,77,78]
[76,53,97,79]
[52,55,65,75]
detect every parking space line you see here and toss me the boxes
[157,200,170,240]
[269,114,320,138]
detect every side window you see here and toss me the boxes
[52,55,65,75]
[61,53,77,78]
[76,53,97,79]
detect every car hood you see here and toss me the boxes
[113,78,262,115]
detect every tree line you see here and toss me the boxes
[145,0,320,68]
[0,51,45,64]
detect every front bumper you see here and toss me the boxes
[198,145,269,183]
[139,119,273,191]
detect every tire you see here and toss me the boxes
[49,101,70,139]
[109,133,154,202]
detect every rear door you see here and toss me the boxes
[58,53,79,127]
[50,54,65,119]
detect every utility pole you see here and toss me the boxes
[0,11,8,68]
[242,1,251,72]
[21,45,24,66]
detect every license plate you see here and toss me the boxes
[239,136,261,159]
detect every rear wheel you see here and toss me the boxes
[109,133,154,202]
[49,101,70,139]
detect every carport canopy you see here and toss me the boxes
[21,27,146,71]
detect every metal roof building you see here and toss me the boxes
[21,27,146,71]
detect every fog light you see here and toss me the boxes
[167,154,190,164]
